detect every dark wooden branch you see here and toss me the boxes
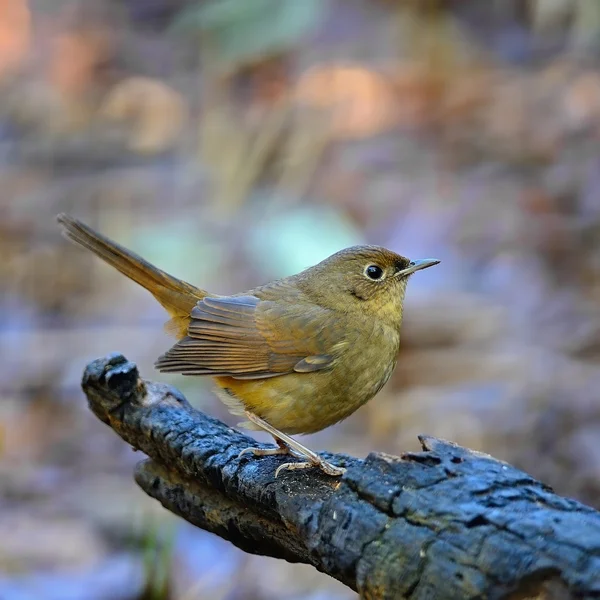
[81,353,600,599]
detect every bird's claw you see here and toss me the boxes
[275,459,346,478]
[238,445,290,459]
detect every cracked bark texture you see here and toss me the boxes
[81,353,600,599]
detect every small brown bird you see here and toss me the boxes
[57,214,439,477]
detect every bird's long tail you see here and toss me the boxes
[57,213,207,338]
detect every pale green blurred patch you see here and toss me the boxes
[172,0,326,68]
[246,205,365,277]
[128,220,225,286]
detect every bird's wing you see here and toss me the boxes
[154,294,345,379]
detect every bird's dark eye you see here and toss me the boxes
[365,265,384,280]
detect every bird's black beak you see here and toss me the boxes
[397,258,440,277]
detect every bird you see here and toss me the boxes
[57,213,439,477]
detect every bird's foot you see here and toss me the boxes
[242,411,346,478]
[275,458,346,478]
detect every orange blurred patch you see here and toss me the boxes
[0,0,31,78]
[100,76,187,154]
[47,29,109,99]
[390,62,442,128]
[563,72,600,132]
[294,64,399,139]
[438,69,491,125]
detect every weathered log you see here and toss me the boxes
[81,353,600,599]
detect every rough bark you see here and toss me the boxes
[81,353,600,599]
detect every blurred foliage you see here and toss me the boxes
[173,0,326,70]
[3,0,600,599]
[139,518,176,600]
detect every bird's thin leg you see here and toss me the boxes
[241,411,346,478]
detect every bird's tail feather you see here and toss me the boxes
[57,213,206,337]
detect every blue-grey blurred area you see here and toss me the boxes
[2,0,600,598]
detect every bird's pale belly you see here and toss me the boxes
[216,325,400,434]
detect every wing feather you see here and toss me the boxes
[154,290,343,379]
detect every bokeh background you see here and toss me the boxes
[2,0,600,598]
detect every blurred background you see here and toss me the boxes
[2,0,600,598]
